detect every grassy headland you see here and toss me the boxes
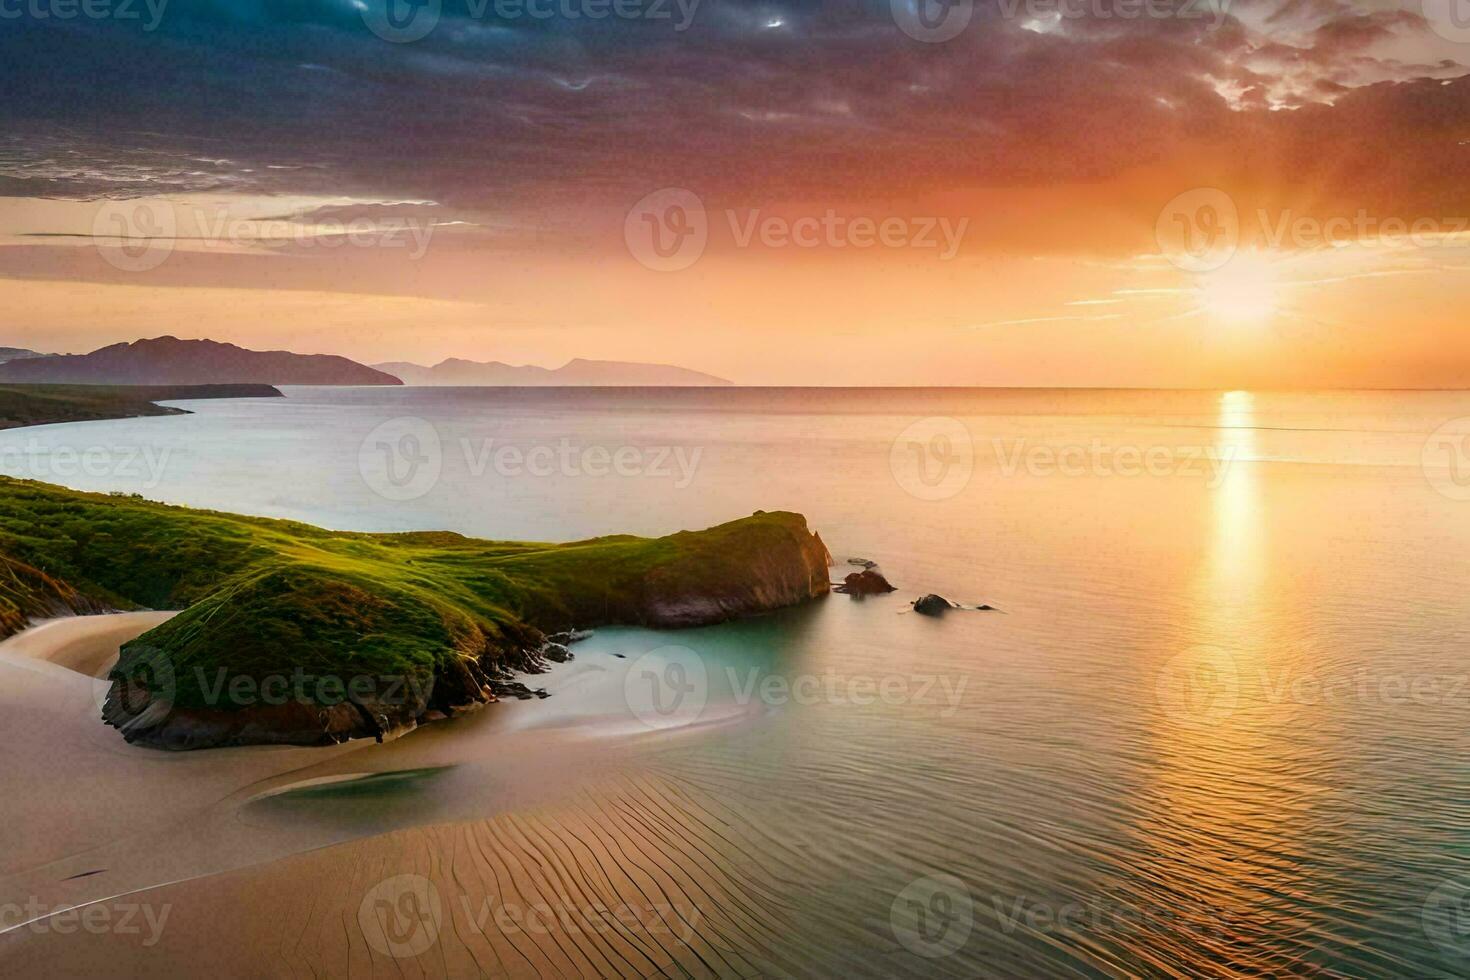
[0,383,282,430]
[0,477,830,748]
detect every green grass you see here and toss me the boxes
[0,477,822,709]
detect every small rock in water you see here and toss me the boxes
[847,557,878,568]
[835,569,896,595]
[912,594,953,616]
[548,629,593,645]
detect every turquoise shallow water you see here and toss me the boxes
[3,387,1470,976]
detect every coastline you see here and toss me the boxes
[0,390,832,750]
[0,383,283,432]
[0,611,761,978]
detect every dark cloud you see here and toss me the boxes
[0,0,1466,247]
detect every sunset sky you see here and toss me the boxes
[2,0,1470,386]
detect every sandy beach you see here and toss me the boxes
[0,613,781,978]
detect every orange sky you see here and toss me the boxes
[3,1,1470,386]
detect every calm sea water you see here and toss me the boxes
[5,387,1470,976]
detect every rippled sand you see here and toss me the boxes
[0,615,849,978]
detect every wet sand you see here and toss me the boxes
[0,615,808,979]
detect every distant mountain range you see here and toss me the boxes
[0,347,47,364]
[0,338,730,388]
[375,358,732,387]
[0,338,401,386]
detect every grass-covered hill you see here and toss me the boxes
[0,478,831,749]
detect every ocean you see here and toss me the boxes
[2,386,1469,976]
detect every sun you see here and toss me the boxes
[1194,252,1280,327]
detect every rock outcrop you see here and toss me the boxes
[912,594,953,616]
[835,569,896,595]
[635,514,833,627]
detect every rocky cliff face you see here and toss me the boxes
[637,521,834,627]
